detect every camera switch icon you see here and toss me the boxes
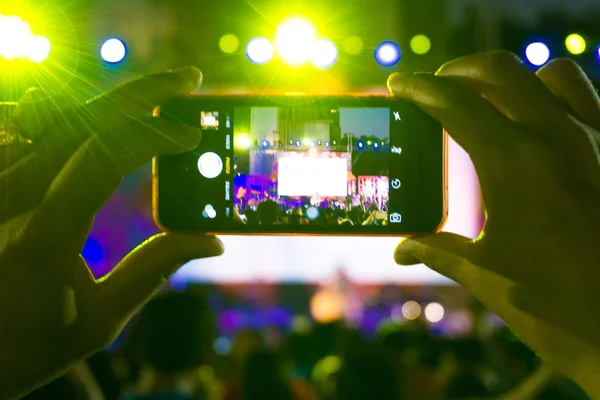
[389,213,402,223]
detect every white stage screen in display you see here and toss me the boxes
[277,155,348,197]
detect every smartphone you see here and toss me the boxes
[153,94,447,236]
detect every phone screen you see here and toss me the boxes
[155,95,446,235]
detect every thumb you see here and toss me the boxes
[96,233,224,322]
[395,232,475,285]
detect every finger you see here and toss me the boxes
[0,141,33,173]
[38,66,201,169]
[437,53,600,174]
[0,88,69,173]
[436,51,571,132]
[76,66,201,136]
[0,68,201,223]
[13,87,76,138]
[388,72,518,213]
[96,233,223,323]
[27,118,201,250]
[536,58,600,131]
[1,88,65,171]
[509,284,600,354]
[395,235,597,378]
[394,232,476,285]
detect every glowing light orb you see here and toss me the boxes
[565,34,586,55]
[234,134,252,149]
[310,290,343,323]
[275,17,317,65]
[402,301,421,320]
[343,36,364,55]
[375,41,401,66]
[219,34,240,54]
[246,37,274,64]
[410,34,431,55]
[101,38,127,63]
[424,302,445,323]
[391,304,404,323]
[310,39,338,68]
[0,15,33,60]
[27,36,51,62]
[525,42,550,66]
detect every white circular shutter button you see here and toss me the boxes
[197,152,223,179]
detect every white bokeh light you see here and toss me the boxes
[246,37,274,64]
[525,42,550,66]
[424,302,445,323]
[375,42,400,66]
[310,40,338,68]
[101,38,127,63]
[402,301,421,320]
[27,36,51,62]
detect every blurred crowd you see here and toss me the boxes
[237,200,388,227]
[25,292,589,400]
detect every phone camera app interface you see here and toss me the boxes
[217,106,400,229]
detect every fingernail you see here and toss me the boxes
[169,66,203,92]
[387,72,405,91]
[394,238,420,265]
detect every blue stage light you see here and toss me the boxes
[375,41,400,66]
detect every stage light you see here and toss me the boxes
[246,37,274,64]
[375,41,400,66]
[317,141,322,146]
[26,35,51,62]
[597,45,600,61]
[391,304,404,324]
[373,142,379,149]
[101,38,127,63]
[343,35,364,55]
[0,15,33,60]
[367,140,372,145]
[289,140,294,145]
[325,141,330,147]
[424,302,444,323]
[565,34,586,55]
[262,140,269,148]
[303,138,310,145]
[332,141,337,145]
[295,140,301,147]
[410,34,431,55]
[525,42,550,66]
[275,17,317,65]
[219,33,240,54]
[357,140,364,149]
[235,134,252,149]
[310,141,316,147]
[402,301,421,320]
[310,39,338,68]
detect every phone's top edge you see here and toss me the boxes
[184,92,394,98]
